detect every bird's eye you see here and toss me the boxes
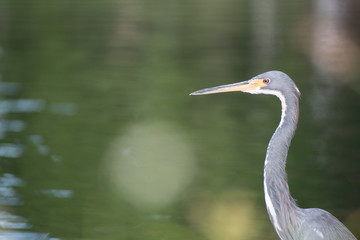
[263,78,270,84]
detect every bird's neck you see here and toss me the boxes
[263,91,299,238]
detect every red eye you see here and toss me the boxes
[263,78,270,84]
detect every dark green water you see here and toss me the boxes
[0,1,359,239]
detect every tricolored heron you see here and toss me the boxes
[190,71,357,240]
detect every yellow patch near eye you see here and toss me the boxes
[250,79,269,87]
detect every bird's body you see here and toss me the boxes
[190,71,357,240]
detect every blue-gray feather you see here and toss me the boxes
[252,71,356,240]
[191,70,357,240]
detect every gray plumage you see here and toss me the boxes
[191,71,357,240]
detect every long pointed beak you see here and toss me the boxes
[190,80,256,95]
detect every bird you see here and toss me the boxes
[190,71,357,240]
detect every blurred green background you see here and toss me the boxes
[0,0,359,239]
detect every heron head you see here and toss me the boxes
[190,70,300,97]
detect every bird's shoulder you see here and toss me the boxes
[296,208,357,240]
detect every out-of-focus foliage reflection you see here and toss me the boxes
[187,190,260,240]
[0,0,359,239]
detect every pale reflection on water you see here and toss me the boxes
[0,77,75,238]
[0,173,63,239]
[0,231,52,240]
[0,174,24,206]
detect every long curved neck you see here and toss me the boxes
[263,90,299,239]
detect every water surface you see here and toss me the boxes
[0,0,359,239]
